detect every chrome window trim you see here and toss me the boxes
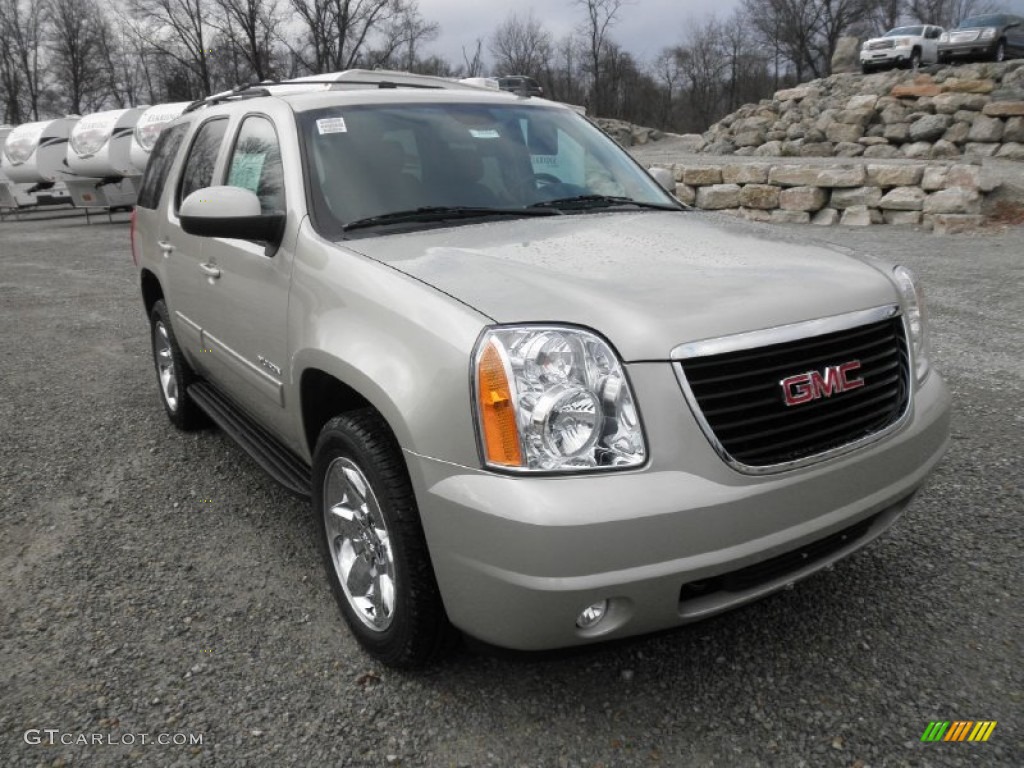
[672,304,914,476]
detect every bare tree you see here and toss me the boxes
[461,38,484,77]
[213,0,281,81]
[289,0,421,74]
[907,0,1000,27]
[48,0,114,114]
[132,0,216,97]
[574,0,626,115]
[489,11,552,76]
[366,2,438,70]
[0,0,46,121]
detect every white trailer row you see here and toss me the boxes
[0,102,189,217]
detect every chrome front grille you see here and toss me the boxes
[868,40,896,50]
[674,307,911,472]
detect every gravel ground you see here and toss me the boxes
[0,208,1021,767]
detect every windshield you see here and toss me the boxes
[298,102,677,236]
[885,26,923,36]
[957,15,1004,28]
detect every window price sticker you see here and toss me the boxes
[317,117,348,135]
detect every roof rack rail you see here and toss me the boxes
[182,70,486,113]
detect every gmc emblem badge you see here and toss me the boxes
[781,361,865,407]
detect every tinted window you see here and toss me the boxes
[958,15,1005,28]
[177,118,228,207]
[136,123,187,210]
[226,116,285,213]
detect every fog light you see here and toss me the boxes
[576,600,608,629]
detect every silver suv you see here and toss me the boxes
[132,70,951,667]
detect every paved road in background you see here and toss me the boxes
[1,210,1020,767]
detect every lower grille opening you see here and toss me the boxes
[678,512,880,605]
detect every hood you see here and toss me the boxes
[349,212,899,361]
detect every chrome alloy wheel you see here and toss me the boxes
[323,457,396,631]
[154,321,178,411]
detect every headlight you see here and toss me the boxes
[939,32,949,42]
[3,124,44,165]
[474,325,646,472]
[70,114,118,157]
[979,27,997,40]
[893,266,930,382]
[135,114,172,152]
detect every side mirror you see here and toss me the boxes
[648,166,675,193]
[179,186,284,244]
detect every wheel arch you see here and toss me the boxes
[140,269,163,318]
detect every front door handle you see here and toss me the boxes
[158,240,175,257]
[199,262,221,279]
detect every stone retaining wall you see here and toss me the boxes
[659,159,998,233]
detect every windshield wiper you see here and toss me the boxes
[343,206,561,232]
[528,195,680,211]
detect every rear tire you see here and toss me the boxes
[150,300,206,430]
[312,409,456,667]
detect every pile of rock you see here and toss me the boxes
[665,159,996,232]
[592,117,674,147]
[697,61,1024,161]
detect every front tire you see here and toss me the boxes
[313,409,455,667]
[910,48,922,69]
[994,40,1006,62]
[150,300,206,430]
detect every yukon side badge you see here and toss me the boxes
[257,355,282,376]
[781,361,864,406]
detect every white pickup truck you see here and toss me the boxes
[861,25,944,72]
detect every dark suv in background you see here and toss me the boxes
[498,76,543,97]
[938,14,1024,62]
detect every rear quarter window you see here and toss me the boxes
[136,123,188,210]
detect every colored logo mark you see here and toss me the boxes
[921,721,997,742]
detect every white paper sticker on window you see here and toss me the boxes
[469,128,500,139]
[317,117,348,135]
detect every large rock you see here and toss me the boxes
[1003,117,1024,143]
[734,130,767,147]
[864,144,902,158]
[884,211,922,225]
[943,121,971,144]
[879,187,926,210]
[921,166,948,191]
[770,209,811,224]
[779,186,828,211]
[909,114,951,142]
[924,188,981,214]
[682,166,723,185]
[818,166,867,186]
[963,142,1000,157]
[674,183,696,205]
[929,214,986,234]
[812,208,840,225]
[995,142,1024,159]
[775,85,821,102]
[903,141,933,158]
[831,186,883,209]
[967,115,1004,142]
[768,167,823,186]
[983,101,1024,117]
[944,164,983,191]
[721,164,770,184]
[696,184,741,210]
[866,164,924,187]
[941,78,995,94]
[892,83,941,98]
[826,122,865,143]
[739,184,781,210]
[831,36,861,74]
[840,205,874,226]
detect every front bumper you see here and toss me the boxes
[938,40,998,59]
[860,45,914,66]
[407,364,951,651]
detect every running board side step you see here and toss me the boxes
[188,381,311,497]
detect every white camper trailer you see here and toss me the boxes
[1,118,79,184]
[65,107,148,209]
[0,125,36,214]
[129,102,190,175]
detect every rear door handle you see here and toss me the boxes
[199,263,221,279]
[158,240,175,257]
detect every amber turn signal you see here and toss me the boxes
[477,340,522,467]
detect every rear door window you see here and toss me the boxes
[225,115,285,213]
[177,118,228,209]
[136,123,188,210]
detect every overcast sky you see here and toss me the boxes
[418,0,1024,68]
[417,0,742,67]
